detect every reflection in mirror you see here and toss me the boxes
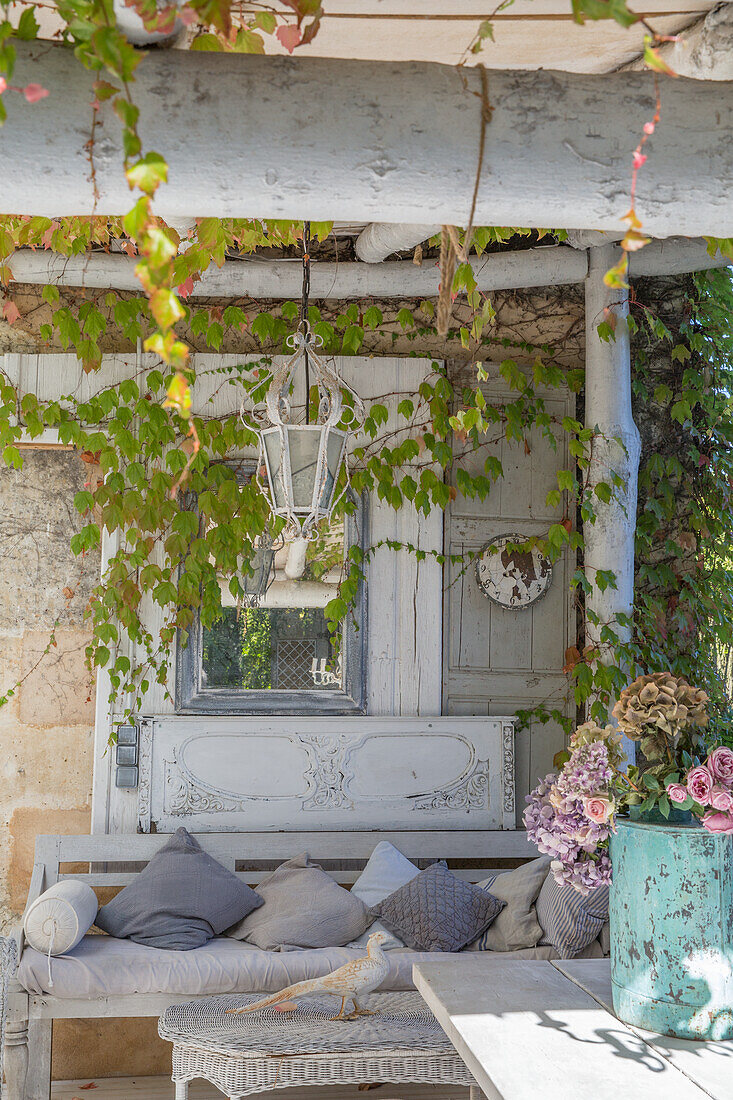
[201,521,344,693]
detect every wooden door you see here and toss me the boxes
[443,370,576,821]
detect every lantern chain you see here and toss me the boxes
[302,221,311,425]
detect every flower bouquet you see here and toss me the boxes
[524,671,730,894]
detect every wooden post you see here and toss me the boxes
[584,245,641,735]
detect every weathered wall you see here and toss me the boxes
[0,447,110,1076]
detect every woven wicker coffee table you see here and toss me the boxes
[158,991,480,1100]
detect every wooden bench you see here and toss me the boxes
[5,716,532,1100]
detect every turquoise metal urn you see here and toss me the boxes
[610,818,733,1041]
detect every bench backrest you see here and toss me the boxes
[31,828,536,899]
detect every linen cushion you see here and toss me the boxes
[536,873,610,959]
[15,937,579,1000]
[227,853,371,951]
[95,827,263,951]
[370,861,505,952]
[23,881,98,956]
[466,856,551,952]
[348,841,421,950]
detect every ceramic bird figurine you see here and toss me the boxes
[226,930,391,1021]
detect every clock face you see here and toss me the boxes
[475,534,553,610]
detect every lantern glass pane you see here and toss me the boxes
[321,430,347,509]
[263,430,287,509]
[287,426,323,513]
[242,544,275,597]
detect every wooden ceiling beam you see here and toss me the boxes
[4,43,733,236]
[6,239,727,300]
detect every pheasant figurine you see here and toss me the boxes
[226,930,391,1021]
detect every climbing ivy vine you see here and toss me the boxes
[0,0,731,741]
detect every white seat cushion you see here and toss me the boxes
[15,935,585,999]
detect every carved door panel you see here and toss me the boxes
[138,715,516,832]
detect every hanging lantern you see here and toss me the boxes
[240,530,276,607]
[243,223,363,539]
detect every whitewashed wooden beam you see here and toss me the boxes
[355,223,441,262]
[583,244,641,735]
[5,42,733,236]
[624,2,733,79]
[6,238,728,299]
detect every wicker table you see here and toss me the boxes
[158,991,479,1100]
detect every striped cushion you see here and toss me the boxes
[536,874,609,960]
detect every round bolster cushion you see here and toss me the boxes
[23,881,99,955]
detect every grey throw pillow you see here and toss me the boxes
[370,861,505,952]
[227,853,371,951]
[536,873,610,960]
[466,856,550,952]
[95,827,263,951]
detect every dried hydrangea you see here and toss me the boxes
[612,671,708,740]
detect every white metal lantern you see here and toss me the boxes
[243,225,364,539]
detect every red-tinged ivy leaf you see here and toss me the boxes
[2,299,20,324]
[162,372,193,418]
[126,151,169,196]
[92,79,119,103]
[23,83,48,103]
[621,207,642,230]
[179,6,198,25]
[621,228,651,253]
[603,255,629,289]
[643,38,678,76]
[300,13,321,44]
[276,23,302,52]
[150,287,185,329]
[178,276,194,298]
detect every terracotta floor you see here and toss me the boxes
[52,1081,470,1100]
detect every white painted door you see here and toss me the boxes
[443,370,576,821]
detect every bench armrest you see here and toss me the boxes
[16,862,47,957]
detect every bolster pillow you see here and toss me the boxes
[23,881,98,955]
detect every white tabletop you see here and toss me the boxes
[413,956,733,1100]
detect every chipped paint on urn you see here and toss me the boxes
[610,818,733,1041]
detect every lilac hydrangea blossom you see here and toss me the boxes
[523,741,614,895]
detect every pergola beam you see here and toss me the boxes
[6,239,728,299]
[4,43,733,236]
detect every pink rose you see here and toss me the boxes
[686,765,714,806]
[701,811,733,834]
[666,782,688,804]
[707,747,733,784]
[710,785,733,812]
[584,795,614,824]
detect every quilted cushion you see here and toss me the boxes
[536,873,610,960]
[370,861,505,952]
